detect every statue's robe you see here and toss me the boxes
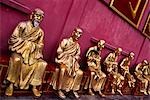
[50,37,83,91]
[84,46,106,91]
[7,21,47,89]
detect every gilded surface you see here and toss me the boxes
[84,40,106,97]
[120,53,136,88]
[135,60,150,95]
[5,8,47,97]
[104,48,124,95]
[50,28,83,99]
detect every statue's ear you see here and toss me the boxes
[30,12,34,20]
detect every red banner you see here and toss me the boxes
[110,0,148,28]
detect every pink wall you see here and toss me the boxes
[0,0,150,67]
[0,3,28,55]
[137,38,150,63]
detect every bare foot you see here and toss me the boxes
[143,91,148,95]
[32,88,41,97]
[89,89,94,95]
[99,91,105,97]
[58,90,66,99]
[117,89,123,95]
[140,90,148,95]
[73,91,80,98]
[148,90,150,95]
[111,89,115,94]
[5,83,13,96]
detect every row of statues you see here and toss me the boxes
[4,9,150,98]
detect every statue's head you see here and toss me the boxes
[72,27,83,41]
[115,48,122,55]
[97,40,105,50]
[128,52,135,60]
[30,8,44,27]
[142,60,148,66]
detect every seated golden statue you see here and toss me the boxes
[104,48,124,95]
[143,61,150,95]
[135,60,150,95]
[120,52,136,88]
[50,28,83,99]
[5,8,47,97]
[84,40,106,97]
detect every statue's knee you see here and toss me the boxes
[14,57,21,62]
[40,60,47,65]
[91,72,95,76]
[60,68,66,73]
[43,61,47,67]
[55,68,59,72]
[103,74,106,78]
[39,60,47,67]
[77,70,83,76]
[120,76,124,80]
[145,79,148,84]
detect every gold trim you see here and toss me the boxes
[143,14,150,39]
[110,0,148,28]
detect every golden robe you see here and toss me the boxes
[120,57,135,87]
[135,63,150,91]
[50,37,83,91]
[84,46,106,91]
[142,64,150,92]
[6,21,47,89]
[104,53,124,85]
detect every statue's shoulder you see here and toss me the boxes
[38,27,44,33]
[62,38,70,43]
[17,21,27,27]
[122,57,127,62]
[107,52,113,57]
[87,46,97,53]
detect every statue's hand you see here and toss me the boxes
[36,43,43,49]
[75,56,80,61]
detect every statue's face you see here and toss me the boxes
[142,61,148,66]
[32,12,44,27]
[118,51,121,55]
[129,53,134,60]
[72,30,82,41]
[97,42,105,50]
[33,12,44,22]
[115,48,122,56]
[129,56,134,60]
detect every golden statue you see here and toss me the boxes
[5,8,47,97]
[135,60,150,95]
[143,61,150,95]
[120,52,136,88]
[50,28,83,99]
[104,48,124,95]
[84,40,106,97]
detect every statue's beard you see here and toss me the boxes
[33,20,40,27]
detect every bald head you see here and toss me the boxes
[115,48,122,55]
[72,27,83,41]
[97,40,105,50]
[30,8,44,27]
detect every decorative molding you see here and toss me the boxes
[100,0,111,5]
[143,14,150,39]
[110,0,148,29]
[91,37,128,56]
[0,0,31,14]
